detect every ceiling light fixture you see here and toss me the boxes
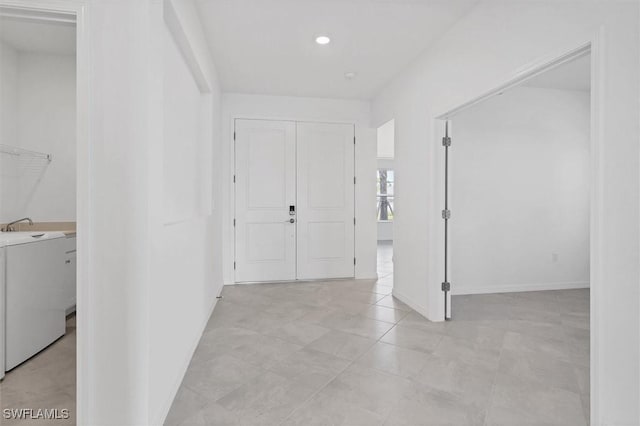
[344,72,357,80]
[315,35,331,45]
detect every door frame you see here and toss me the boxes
[0,0,89,422]
[231,117,357,284]
[432,35,603,421]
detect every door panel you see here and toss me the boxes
[235,119,296,282]
[297,122,355,279]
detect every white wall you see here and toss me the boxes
[149,1,224,424]
[81,0,223,424]
[82,1,153,423]
[451,86,590,294]
[0,47,76,223]
[371,1,639,423]
[377,119,394,159]
[16,53,76,222]
[0,40,19,222]
[221,94,377,283]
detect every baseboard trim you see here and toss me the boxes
[155,285,222,425]
[391,288,430,320]
[451,281,590,295]
[230,276,369,285]
[356,273,379,280]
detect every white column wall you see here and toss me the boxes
[82,0,223,424]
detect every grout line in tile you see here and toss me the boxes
[279,318,398,425]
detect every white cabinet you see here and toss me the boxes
[61,236,76,314]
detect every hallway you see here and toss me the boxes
[376,241,393,286]
[165,242,589,425]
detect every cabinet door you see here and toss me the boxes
[62,236,77,312]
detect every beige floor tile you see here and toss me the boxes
[361,305,408,324]
[497,349,581,394]
[380,324,442,354]
[356,341,431,378]
[165,245,589,426]
[177,401,240,426]
[318,364,415,418]
[216,371,316,425]
[0,317,76,425]
[305,329,377,361]
[164,386,211,426]
[376,295,411,312]
[282,391,385,426]
[263,321,331,346]
[412,354,497,409]
[268,347,350,390]
[181,354,265,401]
[486,373,586,426]
[383,385,486,426]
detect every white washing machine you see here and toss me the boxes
[0,246,5,380]
[2,232,67,372]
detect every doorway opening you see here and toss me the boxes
[0,4,80,424]
[376,119,394,287]
[438,48,592,421]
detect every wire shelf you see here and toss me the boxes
[0,144,52,162]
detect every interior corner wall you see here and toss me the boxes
[221,94,377,283]
[451,86,590,294]
[370,1,639,423]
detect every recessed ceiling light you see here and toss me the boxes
[344,72,357,80]
[315,35,331,45]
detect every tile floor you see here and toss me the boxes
[166,244,590,426]
[0,315,76,425]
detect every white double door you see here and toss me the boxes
[235,119,355,282]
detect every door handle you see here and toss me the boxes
[288,218,295,223]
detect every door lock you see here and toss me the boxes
[289,205,296,216]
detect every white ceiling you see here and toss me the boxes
[0,13,76,55]
[195,0,479,100]
[524,54,591,91]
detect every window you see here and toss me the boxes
[377,169,394,221]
